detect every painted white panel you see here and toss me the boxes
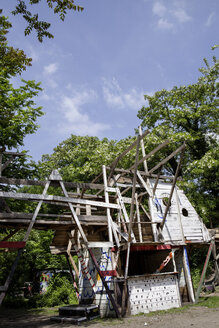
[128,273,181,315]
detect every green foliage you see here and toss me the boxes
[37,134,138,182]
[0,11,44,150]
[36,273,77,307]
[138,51,219,226]
[12,0,84,42]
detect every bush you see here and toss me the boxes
[36,273,78,307]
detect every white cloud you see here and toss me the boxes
[171,8,191,23]
[205,12,215,27]
[28,46,39,62]
[59,89,110,135]
[152,0,191,31]
[157,18,174,30]
[152,1,167,17]
[102,78,144,110]
[43,63,58,75]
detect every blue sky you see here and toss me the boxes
[2,0,219,161]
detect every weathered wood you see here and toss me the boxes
[59,181,88,244]
[0,241,26,249]
[160,146,185,230]
[2,151,25,156]
[195,241,214,303]
[138,125,149,174]
[135,194,143,243]
[0,191,120,210]
[149,144,185,174]
[106,167,175,180]
[152,167,162,196]
[65,254,79,298]
[125,136,140,281]
[129,140,169,170]
[23,180,50,242]
[107,129,150,182]
[0,176,104,190]
[0,248,23,306]
[102,165,120,247]
[137,171,152,197]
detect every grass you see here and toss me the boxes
[195,296,219,308]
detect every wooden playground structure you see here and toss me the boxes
[0,128,218,319]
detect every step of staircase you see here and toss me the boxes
[50,304,100,325]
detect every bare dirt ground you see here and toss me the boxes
[0,304,218,328]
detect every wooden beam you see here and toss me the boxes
[0,191,120,210]
[0,176,104,190]
[195,241,214,303]
[125,136,140,281]
[107,129,150,182]
[105,167,175,180]
[129,140,169,170]
[149,144,185,174]
[2,152,25,156]
[160,145,185,230]
[59,181,88,244]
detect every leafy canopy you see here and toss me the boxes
[138,50,219,226]
[12,0,84,42]
[0,11,44,149]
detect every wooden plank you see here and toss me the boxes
[195,241,214,303]
[107,129,150,182]
[0,248,23,305]
[0,177,104,190]
[0,219,107,226]
[0,191,120,210]
[23,180,50,242]
[149,144,185,174]
[129,139,169,170]
[0,241,26,249]
[137,171,152,197]
[59,181,88,244]
[160,146,185,230]
[106,167,175,180]
[1,156,14,171]
[135,194,143,243]
[102,165,120,247]
[138,125,149,174]
[2,151,25,156]
[87,241,114,248]
[125,136,140,281]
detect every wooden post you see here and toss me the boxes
[195,240,214,303]
[102,165,113,243]
[65,254,79,299]
[135,194,143,242]
[183,246,195,303]
[102,165,120,247]
[59,180,88,244]
[160,145,185,230]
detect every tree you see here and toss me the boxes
[0,11,43,150]
[137,51,219,227]
[37,134,138,182]
[12,0,84,42]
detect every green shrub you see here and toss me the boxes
[36,273,78,307]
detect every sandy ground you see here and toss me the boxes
[0,304,218,328]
